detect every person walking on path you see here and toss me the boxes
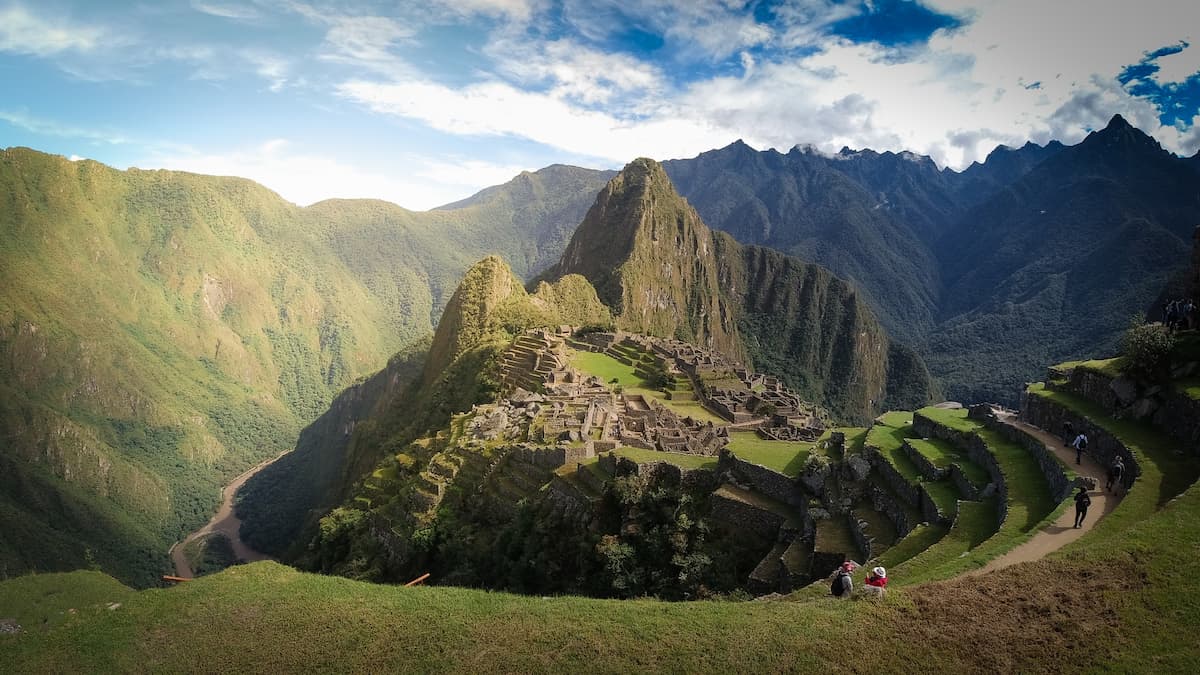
[1061,421,1074,447]
[1072,432,1089,464]
[1074,486,1092,528]
[1107,456,1125,493]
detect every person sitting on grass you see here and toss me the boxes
[830,560,859,599]
[861,567,888,599]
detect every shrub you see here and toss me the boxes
[1120,316,1175,378]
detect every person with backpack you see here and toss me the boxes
[1107,456,1125,493]
[1072,432,1089,465]
[1074,486,1092,528]
[830,560,858,599]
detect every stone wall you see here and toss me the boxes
[1021,393,1140,490]
[869,484,914,538]
[981,413,1073,502]
[718,452,805,507]
[709,492,785,539]
[912,411,1008,529]
[847,512,872,562]
[1051,366,1200,455]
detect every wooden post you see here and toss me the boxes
[162,575,192,583]
[404,572,431,587]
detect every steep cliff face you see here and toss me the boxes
[553,159,743,359]
[549,158,935,422]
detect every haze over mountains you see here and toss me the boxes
[1,114,1197,584]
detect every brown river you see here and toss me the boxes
[168,454,283,578]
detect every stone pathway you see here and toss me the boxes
[968,413,1120,575]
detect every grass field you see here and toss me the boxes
[571,350,728,425]
[612,447,719,470]
[725,432,812,477]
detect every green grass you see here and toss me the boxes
[876,522,948,569]
[866,412,961,517]
[612,448,718,471]
[906,438,990,487]
[571,350,728,425]
[8,477,1200,672]
[892,499,997,585]
[725,432,812,477]
[1056,357,1127,378]
[1174,377,1200,401]
[907,407,1063,580]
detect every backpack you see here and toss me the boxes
[1077,492,1091,508]
[1078,436,1088,449]
[831,572,849,597]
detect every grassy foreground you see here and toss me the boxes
[4,478,1200,673]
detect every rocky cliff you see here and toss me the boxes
[548,158,935,421]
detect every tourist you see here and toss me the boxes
[1184,298,1196,330]
[830,560,858,599]
[861,566,888,599]
[1072,432,1088,464]
[1073,486,1091,528]
[1107,456,1125,493]
[1061,420,1075,446]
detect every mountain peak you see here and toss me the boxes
[1105,113,1132,130]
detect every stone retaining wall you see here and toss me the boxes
[912,411,1008,529]
[848,512,872,562]
[981,412,1073,502]
[1020,393,1141,491]
[869,485,914,538]
[1052,366,1200,456]
[709,492,785,539]
[718,452,804,507]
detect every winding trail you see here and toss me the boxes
[168,453,283,578]
[969,412,1120,575]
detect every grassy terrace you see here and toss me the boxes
[876,522,948,569]
[906,437,990,487]
[613,447,718,471]
[1028,383,1199,545]
[908,407,1063,581]
[866,412,959,517]
[726,431,812,477]
[892,499,996,585]
[570,350,728,425]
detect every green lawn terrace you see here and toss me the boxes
[858,406,1068,584]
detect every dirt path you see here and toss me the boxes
[169,453,283,578]
[969,413,1120,575]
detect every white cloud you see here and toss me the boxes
[0,4,106,56]
[1151,44,1200,86]
[139,139,530,210]
[487,38,665,105]
[336,77,723,164]
[190,1,262,21]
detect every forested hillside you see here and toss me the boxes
[0,148,609,584]
[665,115,1200,404]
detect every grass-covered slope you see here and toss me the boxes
[0,148,610,585]
[6,476,1200,672]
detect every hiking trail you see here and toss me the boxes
[968,412,1120,575]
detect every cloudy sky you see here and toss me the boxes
[2,0,1198,209]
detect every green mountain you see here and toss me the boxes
[547,158,935,421]
[931,115,1200,401]
[235,256,611,558]
[0,148,610,585]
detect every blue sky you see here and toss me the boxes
[2,0,1198,209]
